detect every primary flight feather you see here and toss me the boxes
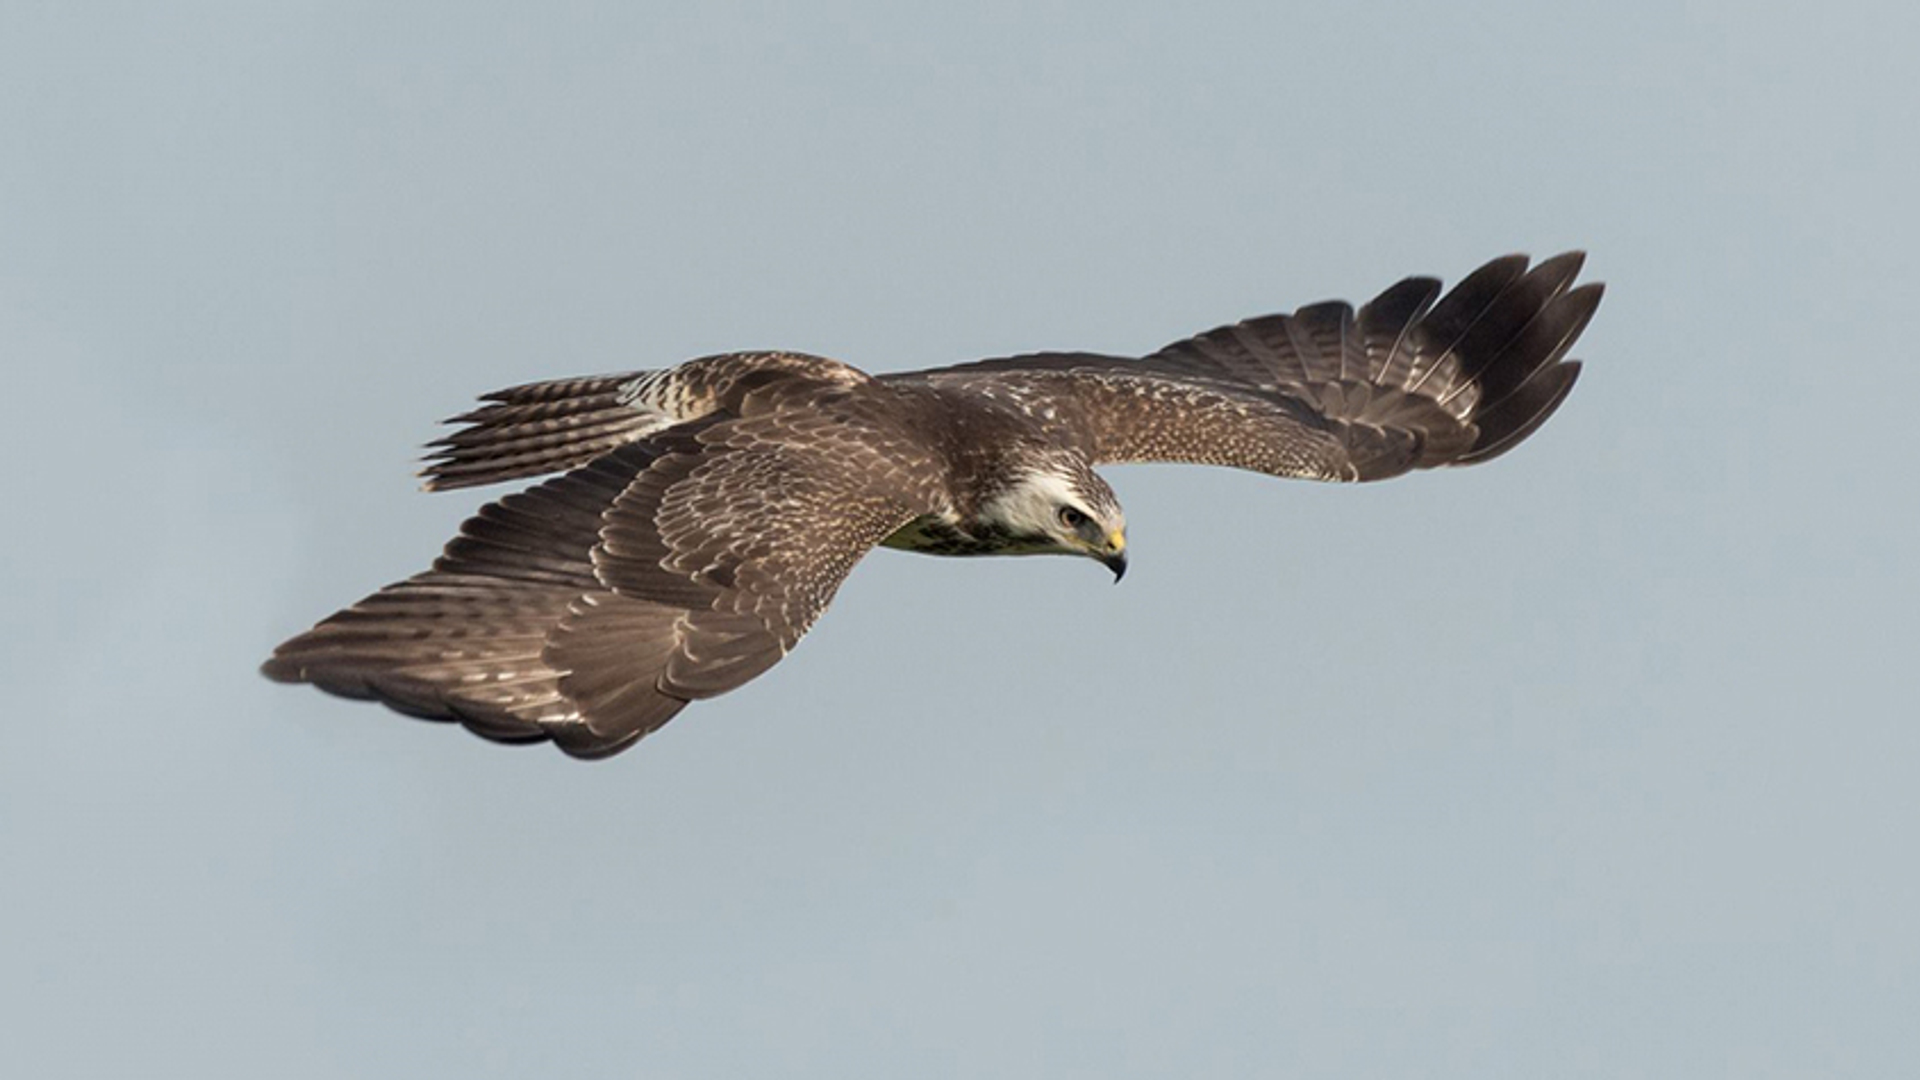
[264,252,1601,758]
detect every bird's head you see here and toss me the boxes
[977,455,1129,580]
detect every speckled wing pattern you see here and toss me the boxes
[906,252,1599,482]
[263,363,937,759]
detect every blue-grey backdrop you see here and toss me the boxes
[4,2,1914,1077]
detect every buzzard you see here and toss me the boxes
[264,252,1600,758]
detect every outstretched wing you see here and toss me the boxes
[263,377,935,759]
[904,252,1600,481]
[543,390,935,756]
[418,352,872,492]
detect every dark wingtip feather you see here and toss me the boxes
[1530,249,1586,287]
[1457,360,1582,465]
[259,652,305,684]
[1418,252,1598,466]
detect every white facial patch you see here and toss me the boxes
[979,467,1099,541]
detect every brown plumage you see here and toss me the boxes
[265,252,1601,758]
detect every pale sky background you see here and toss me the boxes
[4,2,1916,1077]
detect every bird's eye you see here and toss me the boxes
[1058,506,1089,530]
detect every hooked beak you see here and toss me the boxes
[1100,531,1128,583]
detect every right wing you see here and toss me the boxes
[265,376,937,759]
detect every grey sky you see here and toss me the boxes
[4,2,1915,1076]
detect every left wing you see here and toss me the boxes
[898,252,1600,482]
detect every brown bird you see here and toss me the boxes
[264,252,1601,758]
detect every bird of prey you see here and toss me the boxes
[264,252,1601,759]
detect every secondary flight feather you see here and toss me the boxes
[264,252,1602,758]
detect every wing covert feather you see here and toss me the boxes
[545,392,936,754]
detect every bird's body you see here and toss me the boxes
[265,252,1602,758]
